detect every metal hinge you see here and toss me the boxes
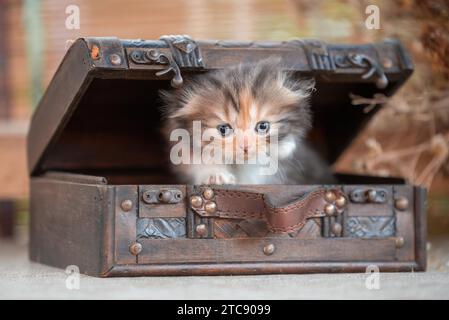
[295,39,388,89]
[128,35,204,88]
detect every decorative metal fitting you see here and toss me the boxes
[395,236,405,248]
[335,196,346,208]
[142,188,182,204]
[195,224,208,237]
[120,199,133,212]
[129,49,183,88]
[129,242,142,256]
[109,53,122,66]
[190,196,203,208]
[350,188,388,204]
[382,57,393,69]
[202,188,214,200]
[325,191,337,203]
[331,222,342,236]
[324,204,336,216]
[263,243,275,256]
[335,52,388,89]
[204,201,217,214]
[395,197,409,211]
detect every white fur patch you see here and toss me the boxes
[277,134,297,159]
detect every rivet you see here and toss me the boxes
[109,53,122,65]
[190,196,203,208]
[395,237,405,248]
[395,197,409,211]
[91,45,100,60]
[367,189,378,203]
[203,188,214,200]
[382,58,393,69]
[129,242,142,255]
[204,201,217,214]
[325,191,337,203]
[120,199,133,212]
[331,222,342,236]
[335,196,346,208]
[324,204,336,216]
[263,243,275,255]
[158,190,172,203]
[195,224,207,237]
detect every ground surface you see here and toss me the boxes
[1,237,448,300]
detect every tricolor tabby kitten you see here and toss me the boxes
[160,58,334,185]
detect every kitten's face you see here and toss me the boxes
[162,59,314,164]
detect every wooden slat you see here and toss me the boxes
[394,185,415,261]
[114,185,138,264]
[137,238,397,264]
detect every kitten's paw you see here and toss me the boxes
[203,172,236,185]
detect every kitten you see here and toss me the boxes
[160,58,335,185]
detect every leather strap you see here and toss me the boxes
[191,187,347,233]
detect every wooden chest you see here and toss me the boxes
[27,36,426,277]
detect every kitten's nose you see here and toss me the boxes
[242,136,249,153]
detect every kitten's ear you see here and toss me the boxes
[159,88,192,119]
[297,78,316,98]
[286,77,316,99]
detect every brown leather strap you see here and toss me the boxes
[190,187,347,233]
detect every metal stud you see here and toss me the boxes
[109,53,122,65]
[263,243,275,256]
[335,196,346,208]
[367,189,378,203]
[395,237,405,248]
[331,222,342,236]
[325,191,337,203]
[395,197,409,211]
[190,196,203,208]
[204,201,217,214]
[324,204,336,216]
[129,242,142,255]
[158,190,172,203]
[120,199,133,212]
[195,224,207,237]
[90,45,100,60]
[203,188,214,200]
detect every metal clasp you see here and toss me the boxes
[350,188,388,204]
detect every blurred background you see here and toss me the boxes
[0,0,448,258]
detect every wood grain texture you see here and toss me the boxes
[414,186,427,271]
[29,177,112,276]
[27,39,93,176]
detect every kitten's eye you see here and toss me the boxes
[255,121,270,134]
[217,124,233,137]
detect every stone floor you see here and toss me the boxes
[1,236,448,300]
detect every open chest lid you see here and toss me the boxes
[27,35,413,178]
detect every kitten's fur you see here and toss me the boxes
[160,58,334,185]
